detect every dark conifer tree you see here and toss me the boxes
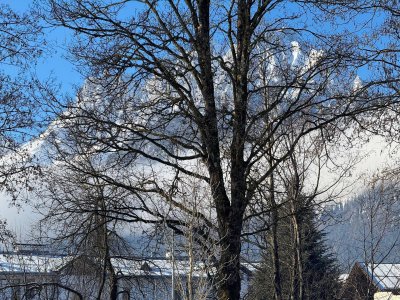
[249,204,340,300]
[301,207,340,299]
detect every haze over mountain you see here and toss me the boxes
[1,41,398,262]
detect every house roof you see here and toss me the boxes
[359,263,400,291]
[112,258,260,278]
[111,258,211,277]
[0,254,70,274]
[339,273,349,282]
[0,254,212,277]
[0,252,259,278]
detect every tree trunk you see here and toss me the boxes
[268,132,282,300]
[109,271,118,300]
[291,213,303,300]
[271,208,283,300]
[217,219,243,300]
[288,156,303,300]
[196,2,245,299]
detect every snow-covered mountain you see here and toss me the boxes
[1,41,398,247]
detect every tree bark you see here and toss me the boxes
[291,212,303,300]
[271,208,283,300]
[195,1,246,299]
[217,220,243,300]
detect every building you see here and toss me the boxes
[340,262,400,300]
[0,252,71,299]
[0,246,257,299]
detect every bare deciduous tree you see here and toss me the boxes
[35,146,130,300]
[0,4,43,187]
[38,1,400,299]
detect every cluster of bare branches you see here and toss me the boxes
[28,1,400,299]
[3,1,400,300]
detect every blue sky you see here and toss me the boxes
[3,0,83,96]
[0,0,82,237]
[3,0,385,94]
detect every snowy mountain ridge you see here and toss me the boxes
[0,41,396,237]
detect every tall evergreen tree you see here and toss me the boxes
[249,204,340,300]
[301,207,340,299]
